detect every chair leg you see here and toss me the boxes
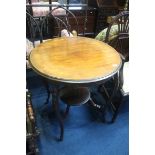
[111,96,123,123]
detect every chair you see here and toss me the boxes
[26,7,76,94]
[97,11,129,122]
[26,11,51,102]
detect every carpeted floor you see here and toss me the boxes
[27,71,129,155]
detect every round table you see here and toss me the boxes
[29,36,122,140]
[29,36,121,85]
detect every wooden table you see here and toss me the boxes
[29,36,121,84]
[29,36,122,140]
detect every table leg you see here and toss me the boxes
[42,78,51,105]
[106,73,120,123]
[98,73,120,123]
[111,96,123,123]
[52,87,64,141]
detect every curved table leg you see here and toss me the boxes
[98,73,120,123]
[52,87,64,141]
[43,78,51,105]
[106,73,120,123]
[111,96,123,123]
[110,62,125,123]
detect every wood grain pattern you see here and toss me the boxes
[29,37,121,82]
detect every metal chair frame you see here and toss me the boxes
[40,6,79,38]
[26,11,43,47]
[103,11,129,123]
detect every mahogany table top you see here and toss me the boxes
[29,36,121,84]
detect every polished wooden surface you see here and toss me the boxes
[29,37,121,82]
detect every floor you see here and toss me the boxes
[27,71,129,155]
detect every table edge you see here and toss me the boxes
[29,58,122,85]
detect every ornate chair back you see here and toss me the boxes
[40,6,79,39]
[105,11,129,61]
[26,11,43,47]
[100,11,129,123]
